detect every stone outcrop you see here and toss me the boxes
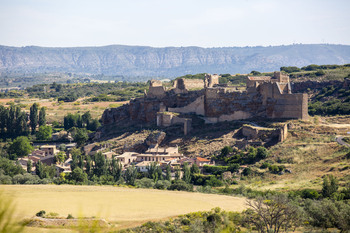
[101,72,308,132]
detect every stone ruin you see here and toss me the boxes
[101,72,308,135]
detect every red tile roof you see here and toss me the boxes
[196,157,210,162]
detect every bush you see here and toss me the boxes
[301,189,320,199]
[36,210,46,217]
[67,214,74,219]
[203,165,229,175]
[268,165,285,174]
[135,178,155,188]
[192,174,216,186]
[169,180,193,191]
[154,180,171,190]
[205,176,224,187]
[280,66,301,73]
[304,199,350,231]
[315,70,325,76]
[260,162,270,169]
[242,167,252,176]
[0,174,12,184]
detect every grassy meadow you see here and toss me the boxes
[1,185,246,232]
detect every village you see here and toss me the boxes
[17,140,217,179]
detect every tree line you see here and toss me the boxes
[0,103,45,138]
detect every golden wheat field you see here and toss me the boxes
[1,185,246,232]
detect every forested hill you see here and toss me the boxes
[1,44,350,77]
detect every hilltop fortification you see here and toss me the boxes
[101,72,308,132]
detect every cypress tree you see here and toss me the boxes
[166,164,171,181]
[30,103,39,134]
[38,107,46,126]
[8,105,16,137]
[27,159,32,173]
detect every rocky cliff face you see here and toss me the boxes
[1,44,350,77]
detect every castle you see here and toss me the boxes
[101,72,308,133]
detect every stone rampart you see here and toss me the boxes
[174,78,204,90]
[242,124,288,143]
[168,96,205,115]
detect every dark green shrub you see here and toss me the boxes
[301,189,320,199]
[204,176,224,187]
[169,180,193,191]
[36,210,46,217]
[260,162,270,169]
[242,167,252,176]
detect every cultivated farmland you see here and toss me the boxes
[1,185,246,232]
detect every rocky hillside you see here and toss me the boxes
[1,44,350,78]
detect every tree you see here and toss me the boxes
[85,155,92,177]
[38,107,46,126]
[124,165,138,186]
[87,118,101,131]
[27,159,32,173]
[0,105,8,135]
[175,166,180,180]
[70,167,87,183]
[93,152,106,177]
[220,146,233,157]
[190,163,200,174]
[250,70,261,76]
[243,195,301,233]
[82,111,92,127]
[35,161,44,179]
[29,103,39,134]
[166,164,171,181]
[182,163,191,184]
[256,146,268,160]
[36,125,52,140]
[110,156,122,182]
[322,175,339,198]
[8,136,33,158]
[70,148,81,171]
[74,128,88,147]
[147,162,159,182]
[55,151,67,164]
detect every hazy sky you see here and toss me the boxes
[0,0,349,48]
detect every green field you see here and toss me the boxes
[1,185,246,232]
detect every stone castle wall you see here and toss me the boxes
[174,79,204,90]
[101,72,309,129]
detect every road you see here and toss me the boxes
[335,135,350,148]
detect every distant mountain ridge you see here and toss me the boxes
[0,44,350,77]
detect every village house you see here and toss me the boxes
[55,164,71,176]
[136,146,183,162]
[31,149,46,157]
[40,145,58,156]
[195,157,213,167]
[115,152,138,166]
[102,151,116,160]
[135,161,155,172]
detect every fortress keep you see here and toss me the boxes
[102,72,308,131]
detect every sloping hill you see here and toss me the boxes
[1,44,350,77]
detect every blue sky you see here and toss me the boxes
[0,0,349,47]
